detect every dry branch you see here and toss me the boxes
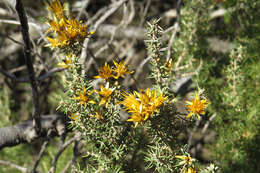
[0,160,29,173]
[15,0,41,132]
[0,114,67,150]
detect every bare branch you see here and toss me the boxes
[0,67,65,83]
[80,0,128,70]
[0,114,67,150]
[15,0,41,132]
[166,0,182,62]
[32,130,53,172]
[48,134,80,173]
[0,160,29,173]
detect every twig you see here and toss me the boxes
[166,0,182,62]
[93,0,128,31]
[134,56,151,80]
[0,160,29,173]
[0,67,65,83]
[48,135,79,173]
[202,113,216,134]
[80,0,128,68]
[187,118,202,151]
[60,158,73,173]
[60,137,80,173]
[32,130,53,172]
[37,67,65,81]
[188,113,217,152]
[15,0,41,132]
[76,0,90,20]
[138,0,151,27]
[0,33,24,45]
[0,114,66,150]
[0,67,17,80]
[0,19,42,30]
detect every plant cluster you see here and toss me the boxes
[45,0,213,172]
[2,0,259,172]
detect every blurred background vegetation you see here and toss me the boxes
[0,0,259,172]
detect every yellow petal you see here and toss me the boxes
[195,91,199,100]
[186,101,192,105]
[186,112,193,119]
[88,100,96,104]
[175,155,186,160]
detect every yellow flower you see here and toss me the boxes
[165,58,173,72]
[140,88,167,116]
[94,63,114,81]
[175,155,195,166]
[176,154,196,173]
[95,84,113,107]
[127,113,143,128]
[185,91,209,120]
[73,87,95,108]
[120,88,167,127]
[70,113,79,121]
[45,1,94,49]
[90,112,104,120]
[46,0,64,19]
[185,167,197,173]
[112,60,133,79]
[58,56,71,69]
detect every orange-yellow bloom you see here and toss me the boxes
[112,60,133,79]
[46,0,64,19]
[46,18,93,48]
[185,167,197,173]
[73,87,95,108]
[45,0,94,48]
[175,155,194,165]
[165,58,173,72]
[58,56,71,69]
[95,84,113,107]
[70,113,79,121]
[127,113,143,127]
[120,88,167,127]
[90,112,104,120]
[185,91,209,120]
[94,63,114,81]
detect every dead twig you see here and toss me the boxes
[48,134,79,173]
[80,0,128,71]
[15,0,41,133]
[0,67,65,83]
[0,160,29,173]
[166,0,182,62]
[32,130,55,173]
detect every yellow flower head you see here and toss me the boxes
[70,113,79,121]
[96,84,113,107]
[45,0,94,49]
[58,56,71,69]
[165,58,173,72]
[176,155,195,166]
[94,63,114,81]
[185,91,209,120]
[127,113,143,128]
[112,60,133,79]
[90,112,104,120]
[73,87,95,108]
[185,167,197,173]
[120,88,167,127]
[46,0,64,19]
